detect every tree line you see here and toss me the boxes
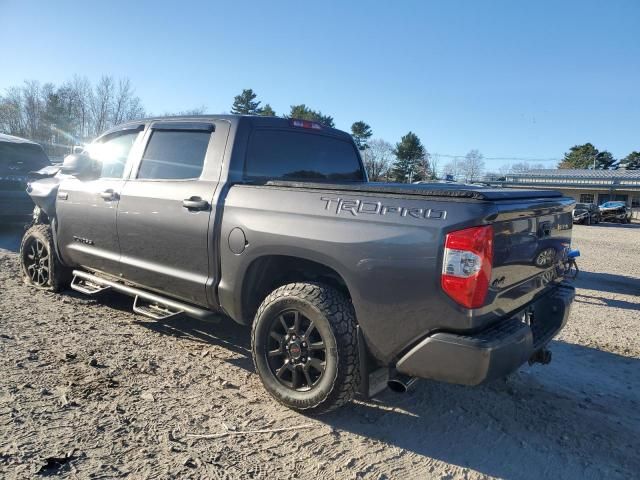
[0,76,204,158]
[12,79,635,179]
[0,76,145,152]
[231,88,487,183]
[557,143,640,170]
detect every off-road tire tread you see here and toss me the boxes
[251,282,360,414]
[20,224,71,292]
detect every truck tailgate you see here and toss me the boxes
[481,197,574,318]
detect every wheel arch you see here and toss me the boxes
[236,254,353,326]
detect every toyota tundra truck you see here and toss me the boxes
[21,115,576,414]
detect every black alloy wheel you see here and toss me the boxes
[266,309,327,391]
[251,282,360,414]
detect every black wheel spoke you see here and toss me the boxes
[278,315,288,332]
[266,308,328,392]
[307,357,325,374]
[293,311,301,335]
[308,341,324,351]
[291,365,300,388]
[270,331,283,343]
[268,347,283,357]
[304,322,316,338]
[302,365,314,387]
[275,361,291,379]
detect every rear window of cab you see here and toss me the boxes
[244,129,365,182]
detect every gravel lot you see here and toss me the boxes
[0,223,639,479]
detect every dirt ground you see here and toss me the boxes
[1,222,639,479]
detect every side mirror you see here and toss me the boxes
[60,153,95,178]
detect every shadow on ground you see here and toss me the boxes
[575,270,640,296]
[321,341,639,478]
[587,221,640,229]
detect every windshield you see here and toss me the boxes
[575,203,588,209]
[601,202,625,208]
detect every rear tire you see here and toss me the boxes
[20,224,71,292]
[251,282,359,414]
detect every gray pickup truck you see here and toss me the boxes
[22,115,576,413]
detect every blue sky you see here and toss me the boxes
[1,0,638,168]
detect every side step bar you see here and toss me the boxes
[71,270,218,321]
[133,296,183,321]
[71,276,112,295]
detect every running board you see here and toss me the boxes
[133,296,183,321]
[71,270,218,322]
[71,276,112,295]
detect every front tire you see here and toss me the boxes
[251,282,359,414]
[20,224,71,292]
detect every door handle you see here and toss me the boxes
[182,197,209,210]
[100,189,118,201]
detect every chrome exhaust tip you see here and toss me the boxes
[387,375,418,393]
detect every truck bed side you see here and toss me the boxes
[217,183,574,364]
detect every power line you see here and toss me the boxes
[430,152,561,163]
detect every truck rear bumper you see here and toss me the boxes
[395,283,575,385]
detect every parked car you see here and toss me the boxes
[572,202,600,225]
[598,201,633,223]
[21,115,576,414]
[0,134,51,225]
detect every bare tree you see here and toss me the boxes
[22,80,44,139]
[430,153,440,179]
[442,157,464,181]
[0,87,26,136]
[69,76,92,139]
[90,75,115,135]
[461,149,485,183]
[112,78,133,125]
[364,139,395,181]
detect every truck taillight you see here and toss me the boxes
[441,225,493,309]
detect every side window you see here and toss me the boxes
[137,130,210,180]
[85,131,142,179]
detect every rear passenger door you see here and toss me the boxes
[116,121,227,306]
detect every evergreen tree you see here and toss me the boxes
[288,104,334,127]
[595,151,616,169]
[260,104,276,116]
[619,151,640,170]
[351,121,372,150]
[391,132,426,183]
[231,88,262,115]
[558,143,616,169]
